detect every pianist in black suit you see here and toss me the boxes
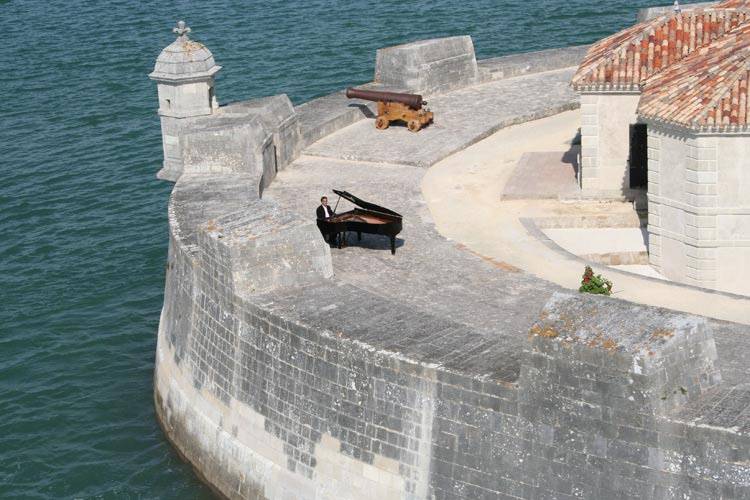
[316,196,335,219]
[316,196,337,245]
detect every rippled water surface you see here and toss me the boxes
[2,0,668,497]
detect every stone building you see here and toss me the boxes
[571,4,750,198]
[639,22,750,294]
[573,3,750,295]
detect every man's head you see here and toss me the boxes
[321,196,328,205]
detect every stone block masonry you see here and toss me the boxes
[477,45,590,82]
[157,223,750,498]
[164,93,301,195]
[645,120,750,295]
[374,36,479,95]
[153,29,750,500]
[579,92,641,198]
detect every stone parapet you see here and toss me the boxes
[477,44,591,82]
[181,115,272,179]
[295,90,376,150]
[199,204,333,296]
[374,36,479,95]
[526,293,721,416]
[636,2,714,23]
[222,95,302,177]
[160,94,301,192]
[156,251,750,499]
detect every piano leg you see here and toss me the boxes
[357,231,362,241]
[390,236,396,255]
[338,232,343,249]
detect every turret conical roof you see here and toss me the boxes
[149,21,220,82]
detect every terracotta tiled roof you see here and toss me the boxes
[572,7,750,90]
[638,22,750,130]
[715,0,750,7]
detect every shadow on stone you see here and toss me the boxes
[348,103,376,119]
[332,232,404,253]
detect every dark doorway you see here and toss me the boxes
[629,123,648,188]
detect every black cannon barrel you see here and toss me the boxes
[345,87,424,110]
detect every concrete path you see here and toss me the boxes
[422,110,750,325]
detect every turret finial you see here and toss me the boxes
[673,0,681,14]
[173,20,191,38]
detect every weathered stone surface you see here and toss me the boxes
[295,90,376,149]
[501,149,581,200]
[265,156,546,380]
[177,94,301,196]
[374,36,479,95]
[529,292,721,413]
[181,115,272,180]
[204,203,333,295]
[222,94,302,173]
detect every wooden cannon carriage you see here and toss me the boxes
[345,88,433,132]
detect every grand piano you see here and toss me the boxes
[317,190,403,254]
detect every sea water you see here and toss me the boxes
[1,0,665,496]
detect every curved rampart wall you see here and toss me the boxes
[154,43,750,499]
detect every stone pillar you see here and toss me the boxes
[579,93,600,192]
[580,92,641,198]
[684,135,719,288]
[646,125,663,272]
[374,36,479,95]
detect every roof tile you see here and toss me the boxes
[572,7,750,90]
[638,22,750,130]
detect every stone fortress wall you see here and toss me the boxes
[154,15,750,500]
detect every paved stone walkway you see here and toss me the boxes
[266,68,748,391]
[304,68,577,168]
[265,156,549,381]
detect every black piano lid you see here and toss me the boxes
[332,189,402,218]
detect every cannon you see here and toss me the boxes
[346,88,434,132]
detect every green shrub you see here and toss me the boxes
[579,266,613,295]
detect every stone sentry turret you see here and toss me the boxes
[149,21,301,193]
[149,21,221,181]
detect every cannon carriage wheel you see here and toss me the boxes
[407,120,421,133]
[375,117,390,130]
